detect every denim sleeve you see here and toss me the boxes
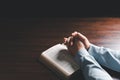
[74,48,112,80]
[88,44,120,72]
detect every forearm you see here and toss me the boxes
[88,44,120,72]
[75,48,112,80]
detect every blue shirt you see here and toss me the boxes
[74,44,120,80]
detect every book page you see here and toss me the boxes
[40,44,80,78]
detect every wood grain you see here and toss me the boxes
[1,18,120,80]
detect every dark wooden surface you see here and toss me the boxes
[1,18,120,80]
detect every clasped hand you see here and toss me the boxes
[64,31,90,56]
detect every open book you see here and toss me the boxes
[39,44,83,80]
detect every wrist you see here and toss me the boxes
[75,47,89,57]
[86,43,90,50]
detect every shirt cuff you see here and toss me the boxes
[76,48,89,56]
[74,48,89,65]
[88,44,100,57]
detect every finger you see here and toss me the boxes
[71,31,78,37]
[64,37,71,47]
[72,32,86,41]
[63,37,68,45]
[77,32,86,38]
[68,36,73,46]
[64,37,67,43]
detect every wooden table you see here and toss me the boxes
[1,18,120,80]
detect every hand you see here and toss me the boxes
[71,31,90,50]
[64,36,85,56]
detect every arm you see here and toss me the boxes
[64,34,113,80]
[71,31,120,72]
[75,48,113,80]
[88,44,120,72]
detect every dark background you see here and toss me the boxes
[1,1,120,18]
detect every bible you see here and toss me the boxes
[39,44,83,80]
